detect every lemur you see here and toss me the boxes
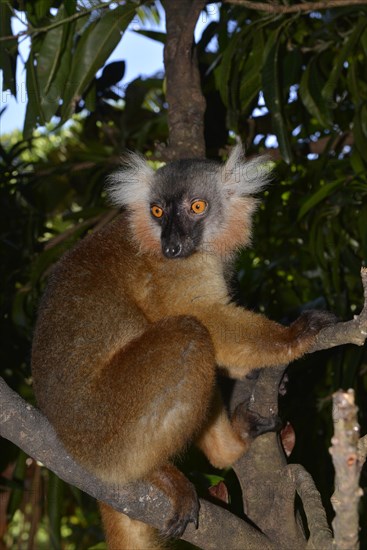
[31,146,335,549]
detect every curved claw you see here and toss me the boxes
[232,402,282,441]
[246,409,282,437]
[160,492,200,539]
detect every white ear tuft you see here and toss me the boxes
[221,145,272,196]
[107,151,155,207]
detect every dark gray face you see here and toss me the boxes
[150,159,222,259]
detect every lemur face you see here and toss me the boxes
[108,147,270,259]
[150,159,220,259]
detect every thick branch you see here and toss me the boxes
[287,464,333,550]
[161,0,207,159]
[228,267,367,547]
[226,0,367,14]
[0,377,273,549]
[358,433,367,464]
[310,268,367,352]
[330,390,363,550]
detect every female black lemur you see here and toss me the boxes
[31,145,336,549]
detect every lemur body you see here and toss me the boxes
[31,147,334,549]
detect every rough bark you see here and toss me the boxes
[330,390,363,550]
[160,0,207,160]
[226,268,367,548]
[310,271,367,350]
[0,377,273,549]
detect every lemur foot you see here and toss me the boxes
[232,401,282,441]
[149,464,199,539]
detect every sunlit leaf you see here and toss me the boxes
[36,7,76,122]
[61,4,136,121]
[23,49,44,138]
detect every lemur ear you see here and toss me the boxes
[221,144,271,197]
[107,151,154,207]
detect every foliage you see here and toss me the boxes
[1,0,367,548]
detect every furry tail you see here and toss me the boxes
[99,502,165,550]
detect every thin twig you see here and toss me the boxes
[226,0,367,14]
[0,0,119,42]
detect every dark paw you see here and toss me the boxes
[292,310,337,337]
[160,490,199,539]
[232,402,282,440]
[246,409,282,438]
[150,465,200,540]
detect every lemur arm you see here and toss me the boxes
[192,303,335,378]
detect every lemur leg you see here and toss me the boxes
[197,389,281,469]
[88,316,216,549]
[100,504,162,550]
[100,463,200,549]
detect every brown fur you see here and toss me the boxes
[100,503,163,550]
[207,197,258,257]
[32,162,334,549]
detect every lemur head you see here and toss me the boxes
[108,145,270,259]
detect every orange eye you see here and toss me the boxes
[191,200,207,215]
[151,205,163,218]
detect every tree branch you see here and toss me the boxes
[227,267,367,547]
[310,267,367,352]
[287,464,333,549]
[0,377,273,549]
[330,390,363,550]
[160,0,207,159]
[225,0,367,15]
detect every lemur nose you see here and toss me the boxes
[164,243,182,258]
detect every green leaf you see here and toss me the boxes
[214,30,242,107]
[262,25,293,164]
[134,29,166,44]
[34,0,51,20]
[84,80,97,112]
[64,0,77,16]
[297,180,343,220]
[7,452,27,516]
[61,4,136,122]
[299,58,333,127]
[239,32,263,114]
[353,108,367,162]
[322,18,367,104]
[36,7,75,122]
[23,49,43,138]
[215,16,275,111]
[348,60,367,102]
[48,472,64,550]
[0,2,18,95]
